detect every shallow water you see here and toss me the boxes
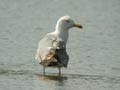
[0,0,120,90]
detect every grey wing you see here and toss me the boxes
[35,34,69,67]
[53,39,69,67]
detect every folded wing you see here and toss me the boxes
[35,34,69,67]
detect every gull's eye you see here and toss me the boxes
[66,20,70,23]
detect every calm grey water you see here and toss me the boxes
[0,0,120,90]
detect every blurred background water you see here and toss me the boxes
[0,0,120,90]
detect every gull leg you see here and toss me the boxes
[58,67,61,77]
[43,66,45,76]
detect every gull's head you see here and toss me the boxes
[56,16,83,30]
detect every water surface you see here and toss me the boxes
[0,0,120,90]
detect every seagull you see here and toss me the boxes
[35,16,83,76]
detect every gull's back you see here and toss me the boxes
[35,34,69,68]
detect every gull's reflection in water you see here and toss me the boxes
[34,73,68,81]
[34,73,68,90]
